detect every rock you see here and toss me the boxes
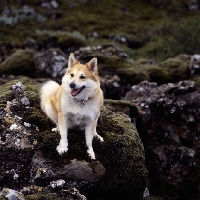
[187,0,199,10]
[143,195,165,200]
[94,107,148,199]
[20,184,87,200]
[144,54,191,84]
[125,80,200,199]
[0,47,193,100]
[30,151,105,190]
[1,188,25,200]
[0,49,34,77]
[75,47,192,98]
[75,45,148,85]
[34,49,67,83]
[0,81,38,188]
[189,54,200,87]
[74,44,149,98]
[35,30,87,53]
[0,77,148,199]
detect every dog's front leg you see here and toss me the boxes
[85,122,96,159]
[56,112,68,155]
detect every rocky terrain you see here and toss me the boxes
[0,0,200,200]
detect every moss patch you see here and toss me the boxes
[0,77,148,199]
[94,107,147,198]
[0,50,34,76]
[25,193,59,200]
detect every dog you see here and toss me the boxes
[40,53,104,159]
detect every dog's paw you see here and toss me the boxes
[56,144,68,155]
[52,127,59,132]
[95,134,104,142]
[87,149,96,160]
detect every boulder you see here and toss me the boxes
[0,49,34,77]
[0,76,148,200]
[34,48,67,83]
[0,47,193,100]
[142,54,190,85]
[125,80,200,199]
[0,81,38,189]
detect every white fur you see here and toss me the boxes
[40,55,103,159]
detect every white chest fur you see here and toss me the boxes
[61,95,99,130]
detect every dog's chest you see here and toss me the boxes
[61,94,99,129]
[67,112,91,129]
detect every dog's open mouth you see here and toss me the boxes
[71,86,86,97]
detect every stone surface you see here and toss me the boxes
[125,80,200,199]
[0,49,34,77]
[34,48,67,83]
[0,77,148,200]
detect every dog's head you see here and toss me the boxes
[62,53,100,99]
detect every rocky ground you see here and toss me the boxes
[0,0,200,200]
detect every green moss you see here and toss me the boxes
[35,30,87,49]
[25,193,59,200]
[140,54,190,84]
[0,50,34,76]
[0,76,52,130]
[36,130,60,160]
[94,107,147,197]
[190,75,200,87]
[143,195,165,200]
[158,54,190,82]
[0,77,148,198]
[1,0,200,61]
[0,80,14,105]
[87,54,150,85]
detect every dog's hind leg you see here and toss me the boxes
[93,118,104,142]
[85,123,96,159]
[43,99,59,130]
[94,132,104,142]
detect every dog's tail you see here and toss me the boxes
[40,81,60,111]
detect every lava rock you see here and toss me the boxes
[34,49,67,83]
[0,76,148,200]
[0,49,34,77]
[125,80,200,199]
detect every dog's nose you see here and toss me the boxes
[69,82,76,88]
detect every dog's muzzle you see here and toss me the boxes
[70,82,86,97]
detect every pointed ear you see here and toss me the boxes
[87,57,97,72]
[68,53,76,68]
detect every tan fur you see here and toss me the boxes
[40,53,103,159]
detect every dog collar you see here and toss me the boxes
[77,97,91,106]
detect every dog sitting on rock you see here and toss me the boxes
[40,53,104,159]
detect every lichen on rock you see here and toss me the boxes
[0,76,148,199]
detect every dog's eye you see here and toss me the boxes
[71,74,74,77]
[80,75,85,79]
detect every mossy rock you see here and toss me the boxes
[35,106,148,199]
[80,52,150,85]
[0,76,51,129]
[0,49,35,76]
[25,193,59,200]
[35,30,87,51]
[143,195,165,200]
[190,75,200,87]
[143,54,190,84]
[0,76,148,199]
[94,107,147,199]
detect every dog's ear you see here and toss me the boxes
[87,57,97,72]
[68,53,76,68]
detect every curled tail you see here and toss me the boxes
[40,81,60,111]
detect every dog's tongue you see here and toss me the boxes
[71,89,79,96]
